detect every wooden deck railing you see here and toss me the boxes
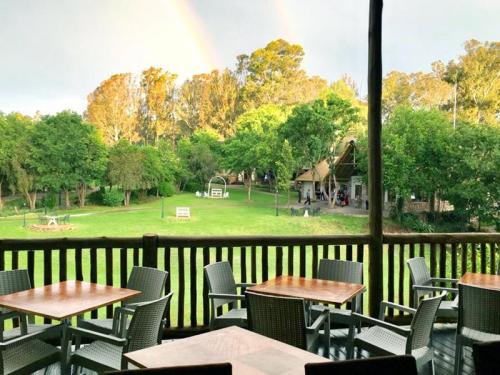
[0,233,498,335]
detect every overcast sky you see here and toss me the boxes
[1,0,498,115]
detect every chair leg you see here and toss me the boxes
[429,359,435,375]
[454,336,463,375]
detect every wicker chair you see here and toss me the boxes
[472,341,500,375]
[407,257,458,318]
[454,284,500,375]
[78,266,168,342]
[107,363,232,375]
[305,355,417,375]
[204,262,254,329]
[310,259,363,328]
[0,269,59,342]
[0,324,61,375]
[348,293,445,374]
[246,292,330,355]
[67,293,173,373]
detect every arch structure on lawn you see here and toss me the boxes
[207,176,228,198]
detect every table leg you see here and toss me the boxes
[323,310,330,358]
[60,318,71,375]
[347,298,357,359]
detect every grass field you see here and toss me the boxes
[0,186,370,238]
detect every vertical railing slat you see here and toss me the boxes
[120,248,127,288]
[480,243,487,274]
[202,247,210,326]
[398,243,405,315]
[312,245,318,278]
[59,248,67,282]
[105,247,113,318]
[27,250,35,287]
[178,247,185,328]
[276,246,283,277]
[346,245,353,261]
[90,248,98,319]
[190,247,197,326]
[43,248,52,323]
[262,245,269,282]
[451,243,458,279]
[299,245,306,277]
[288,246,294,275]
[75,248,83,281]
[387,244,395,317]
[490,243,497,275]
[461,243,468,275]
[409,243,415,307]
[251,246,257,283]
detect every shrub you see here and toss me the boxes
[401,213,435,233]
[41,193,57,209]
[158,181,176,197]
[102,189,123,207]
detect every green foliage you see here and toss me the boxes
[400,213,435,233]
[443,122,500,228]
[41,193,57,210]
[102,188,123,207]
[158,181,176,197]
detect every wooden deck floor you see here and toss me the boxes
[325,323,474,375]
[43,323,474,375]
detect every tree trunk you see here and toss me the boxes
[27,191,37,210]
[124,190,131,206]
[64,189,71,209]
[76,183,86,208]
[247,171,252,201]
[0,182,3,210]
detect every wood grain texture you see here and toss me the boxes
[247,276,365,305]
[459,272,500,291]
[0,280,140,320]
[124,326,329,373]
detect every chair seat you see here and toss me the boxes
[461,327,500,343]
[437,297,459,318]
[2,323,56,341]
[72,340,125,371]
[2,339,60,375]
[213,308,247,328]
[78,318,129,335]
[354,326,432,368]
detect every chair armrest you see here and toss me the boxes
[352,313,411,337]
[67,326,127,346]
[413,285,458,294]
[208,293,245,300]
[0,324,63,350]
[307,309,329,334]
[431,277,458,284]
[379,301,416,320]
[236,283,256,288]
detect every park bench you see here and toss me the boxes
[176,207,191,218]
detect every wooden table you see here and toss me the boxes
[125,326,329,374]
[0,280,140,374]
[459,272,500,290]
[247,275,366,306]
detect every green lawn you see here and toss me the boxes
[0,186,370,238]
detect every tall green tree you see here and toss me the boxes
[30,111,107,208]
[281,93,359,206]
[237,39,327,110]
[444,122,500,229]
[225,105,289,200]
[107,141,144,206]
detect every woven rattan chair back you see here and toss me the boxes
[126,292,173,353]
[459,284,500,335]
[318,259,363,309]
[305,355,417,375]
[408,293,444,351]
[0,269,31,314]
[246,292,307,350]
[125,266,168,305]
[407,257,432,301]
[204,262,238,310]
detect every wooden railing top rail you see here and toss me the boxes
[1,233,498,251]
[383,233,500,244]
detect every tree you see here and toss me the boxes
[107,141,144,206]
[138,67,177,145]
[275,140,295,207]
[30,111,107,208]
[0,113,31,209]
[225,105,289,200]
[281,93,359,206]
[237,39,327,110]
[449,40,500,125]
[444,122,500,229]
[86,73,139,145]
[177,69,241,139]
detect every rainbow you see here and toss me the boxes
[167,0,220,71]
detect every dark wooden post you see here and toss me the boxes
[142,234,159,268]
[368,0,384,317]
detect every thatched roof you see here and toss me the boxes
[295,142,356,182]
